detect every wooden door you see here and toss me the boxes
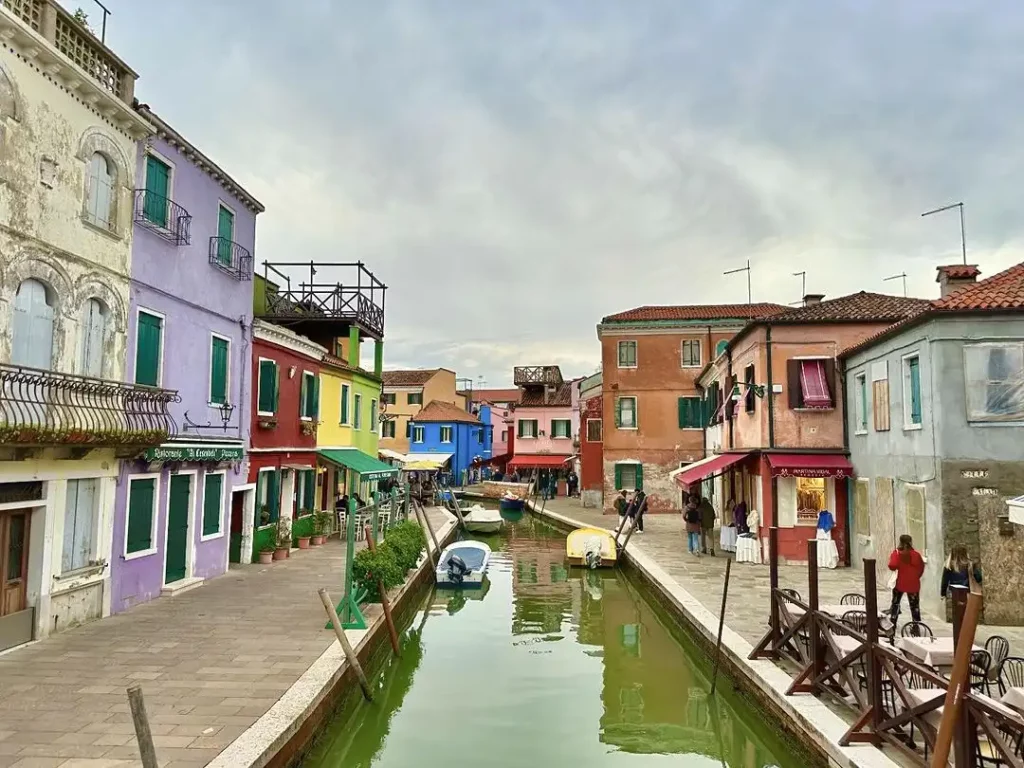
[0,511,29,617]
[165,475,190,584]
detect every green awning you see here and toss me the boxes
[318,449,399,481]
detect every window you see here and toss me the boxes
[517,419,538,438]
[616,396,637,429]
[256,469,281,524]
[300,371,319,420]
[477,428,484,444]
[903,354,922,428]
[743,364,756,413]
[681,339,701,368]
[715,340,729,358]
[614,462,643,491]
[79,298,107,377]
[405,420,411,439]
[216,204,234,265]
[340,384,350,424]
[964,343,1024,423]
[854,374,868,434]
[796,477,825,526]
[408,392,423,405]
[551,419,571,438]
[11,278,55,370]
[586,418,602,442]
[62,478,97,573]
[906,485,926,550]
[84,152,115,230]
[440,426,453,443]
[125,476,158,556]
[370,399,377,428]
[413,426,424,443]
[202,472,224,537]
[853,479,870,536]
[209,336,229,406]
[618,340,637,368]
[257,359,279,415]
[382,420,396,438]
[143,154,171,227]
[677,397,703,428]
[501,429,508,442]
[873,379,891,432]
[134,310,163,386]
[381,392,397,405]
[354,394,363,429]
[786,358,835,409]
[296,469,315,515]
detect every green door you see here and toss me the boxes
[144,155,170,227]
[217,206,234,264]
[165,475,190,584]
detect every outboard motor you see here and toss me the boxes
[447,554,470,584]
[583,536,603,570]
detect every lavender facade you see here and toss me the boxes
[110,105,264,613]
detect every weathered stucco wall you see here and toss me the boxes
[976,495,1024,626]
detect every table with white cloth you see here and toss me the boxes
[735,536,762,564]
[787,603,862,620]
[720,525,738,553]
[1001,687,1024,712]
[816,538,840,569]
[897,636,982,668]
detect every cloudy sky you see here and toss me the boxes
[104,1,1024,387]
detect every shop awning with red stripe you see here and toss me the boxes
[673,452,748,488]
[767,453,854,479]
[507,454,572,469]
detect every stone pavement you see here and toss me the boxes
[537,497,1024,651]
[0,507,449,768]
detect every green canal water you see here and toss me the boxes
[303,515,803,768]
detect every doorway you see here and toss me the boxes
[228,484,256,565]
[0,510,28,617]
[165,474,191,585]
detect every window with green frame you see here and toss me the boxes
[340,384,350,424]
[257,359,279,415]
[126,477,156,554]
[300,371,319,419]
[613,462,643,491]
[202,472,224,536]
[134,311,163,387]
[256,469,281,524]
[904,355,922,427]
[143,154,170,227]
[209,336,229,405]
[677,396,703,428]
[297,469,316,515]
[615,396,637,429]
[354,393,362,429]
[551,419,571,438]
[216,204,235,265]
[618,340,637,368]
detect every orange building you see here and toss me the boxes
[597,304,786,513]
[686,292,929,565]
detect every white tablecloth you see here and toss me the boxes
[720,525,738,553]
[816,538,840,569]
[1001,687,1024,712]
[898,637,982,667]
[736,536,762,564]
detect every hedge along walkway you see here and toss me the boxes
[0,506,451,768]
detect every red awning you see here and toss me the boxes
[674,453,748,488]
[507,455,572,469]
[767,453,854,479]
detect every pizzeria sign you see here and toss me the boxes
[145,446,244,462]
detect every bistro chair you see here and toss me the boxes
[841,593,866,606]
[336,508,347,539]
[779,588,802,602]
[970,649,992,694]
[998,657,1024,697]
[842,610,869,636]
[986,635,1011,679]
[901,621,934,639]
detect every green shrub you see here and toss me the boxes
[352,545,403,603]
[385,521,426,572]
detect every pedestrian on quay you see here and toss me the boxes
[629,490,647,534]
[699,494,716,556]
[887,534,925,623]
[733,499,749,535]
[614,489,628,530]
[684,493,702,555]
[567,469,579,498]
[940,545,983,606]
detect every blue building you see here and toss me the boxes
[408,400,492,483]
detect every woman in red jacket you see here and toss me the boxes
[888,534,925,623]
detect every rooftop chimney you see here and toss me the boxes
[803,293,825,307]
[936,265,981,299]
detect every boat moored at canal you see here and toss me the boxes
[436,540,491,587]
[462,504,503,533]
[566,526,617,568]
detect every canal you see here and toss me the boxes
[303,514,804,767]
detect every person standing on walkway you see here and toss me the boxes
[684,493,702,555]
[940,545,982,605]
[567,469,579,498]
[699,494,716,555]
[614,490,628,530]
[887,534,925,623]
[629,490,647,534]
[733,499,749,535]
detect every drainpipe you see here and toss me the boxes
[726,347,734,450]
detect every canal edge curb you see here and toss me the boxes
[528,503,900,768]
[206,509,460,768]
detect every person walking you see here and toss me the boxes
[614,490,628,530]
[699,494,716,555]
[940,545,983,607]
[629,490,647,534]
[887,534,925,623]
[684,493,702,555]
[567,470,579,498]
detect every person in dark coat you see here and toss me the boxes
[941,545,982,606]
[699,495,716,555]
[888,534,926,623]
[629,490,647,533]
[684,494,702,554]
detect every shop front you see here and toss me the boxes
[244,450,318,563]
[317,448,400,512]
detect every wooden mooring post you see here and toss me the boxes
[364,525,401,657]
[126,684,159,768]
[318,588,373,701]
[710,557,732,695]
[931,590,982,768]
[412,498,440,566]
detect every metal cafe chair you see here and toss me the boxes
[841,593,866,606]
[901,621,934,639]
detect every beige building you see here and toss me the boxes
[379,368,466,454]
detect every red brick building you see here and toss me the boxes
[577,372,604,508]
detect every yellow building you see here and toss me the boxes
[379,368,467,454]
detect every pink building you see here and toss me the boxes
[467,388,520,460]
[508,366,577,482]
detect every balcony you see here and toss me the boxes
[0,364,179,448]
[133,190,192,245]
[514,366,564,387]
[256,261,387,341]
[209,237,253,281]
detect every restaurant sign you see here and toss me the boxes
[145,445,245,462]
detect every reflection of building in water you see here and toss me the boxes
[507,525,572,636]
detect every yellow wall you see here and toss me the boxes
[318,366,381,457]
[380,369,465,453]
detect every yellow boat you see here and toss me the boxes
[566,527,618,568]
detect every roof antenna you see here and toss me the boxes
[921,201,966,265]
[884,272,908,297]
[790,271,806,306]
[724,259,752,314]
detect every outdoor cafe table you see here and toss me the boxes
[897,636,982,668]
[1002,687,1024,712]
[786,603,860,620]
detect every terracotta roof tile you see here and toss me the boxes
[518,382,573,407]
[936,264,982,281]
[467,388,521,404]
[932,261,1024,311]
[767,292,930,324]
[411,400,480,424]
[601,303,788,323]
[381,369,437,387]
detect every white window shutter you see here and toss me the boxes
[80,299,105,377]
[12,279,54,369]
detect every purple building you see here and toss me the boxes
[110,104,264,612]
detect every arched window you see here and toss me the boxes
[715,340,729,358]
[11,278,55,370]
[79,298,107,377]
[84,152,115,231]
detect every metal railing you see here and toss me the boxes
[0,363,179,446]
[133,190,191,245]
[209,237,253,281]
[513,366,564,386]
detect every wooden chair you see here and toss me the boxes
[901,621,934,639]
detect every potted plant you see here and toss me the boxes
[274,518,291,560]
[312,509,332,545]
[259,504,271,526]
[258,537,275,564]
[300,420,319,437]
[296,510,312,549]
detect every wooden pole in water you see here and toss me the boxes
[710,557,732,695]
[318,588,373,701]
[930,591,982,768]
[415,498,442,564]
[126,684,159,768]
[617,498,645,554]
[364,525,401,657]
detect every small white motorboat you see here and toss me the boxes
[462,504,503,534]
[436,540,491,587]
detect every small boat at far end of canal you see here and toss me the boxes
[566,527,618,569]
[462,504,503,534]
[499,492,525,514]
[436,541,491,587]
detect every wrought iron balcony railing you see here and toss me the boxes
[0,364,179,447]
[133,190,192,245]
[209,237,253,281]
[514,366,564,387]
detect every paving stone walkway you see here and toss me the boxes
[0,508,448,768]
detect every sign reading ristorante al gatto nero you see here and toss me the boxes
[145,446,245,462]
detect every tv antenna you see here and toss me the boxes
[790,271,807,306]
[921,201,966,265]
[884,272,908,297]
[724,260,752,309]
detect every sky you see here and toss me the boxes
[97,0,1024,387]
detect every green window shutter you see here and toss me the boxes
[313,377,321,419]
[859,378,868,428]
[272,363,280,412]
[517,420,524,438]
[354,395,362,429]
[614,464,623,490]
[256,471,264,516]
[143,155,170,227]
[340,385,350,424]
[209,337,228,405]
[635,464,644,491]
[302,470,315,510]
[258,360,276,413]
[615,398,622,428]
[909,358,922,424]
[217,206,235,264]
[268,470,280,522]
[203,473,223,536]
[126,478,155,553]
[300,374,308,418]
[134,312,162,387]
[678,397,686,428]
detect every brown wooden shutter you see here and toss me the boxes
[823,358,837,406]
[872,380,891,431]
[786,360,802,408]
